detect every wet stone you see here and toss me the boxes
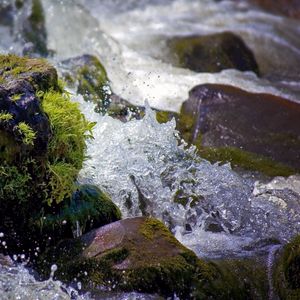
[179,84,300,171]
[168,32,259,75]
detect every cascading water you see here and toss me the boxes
[1,0,300,298]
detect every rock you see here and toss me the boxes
[61,54,111,113]
[274,235,300,299]
[168,32,259,75]
[21,0,48,56]
[195,255,269,300]
[0,55,57,159]
[0,2,14,26]
[61,54,145,120]
[0,254,14,268]
[178,84,300,176]
[249,0,300,19]
[0,54,94,254]
[42,184,122,241]
[38,217,207,298]
[37,217,271,299]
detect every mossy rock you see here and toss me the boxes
[0,54,94,254]
[172,83,300,176]
[168,32,259,75]
[36,217,212,298]
[22,0,48,56]
[274,235,300,299]
[37,217,271,299]
[61,54,111,113]
[194,255,269,300]
[61,55,145,120]
[41,184,122,242]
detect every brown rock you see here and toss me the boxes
[179,84,300,170]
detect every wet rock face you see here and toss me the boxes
[168,32,259,75]
[180,84,300,170]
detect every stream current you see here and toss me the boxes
[1,0,300,299]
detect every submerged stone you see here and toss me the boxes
[177,83,300,175]
[168,32,259,75]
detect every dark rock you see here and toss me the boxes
[0,254,14,267]
[168,32,259,75]
[178,84,300,175]
[61,54,146,120]
[0,54,57,160]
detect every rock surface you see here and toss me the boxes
[168,32,259,74]
[179,84,300,173]
[40,217,205,298]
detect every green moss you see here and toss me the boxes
[16,122,36,145]
[0,111,13,122]
[37,90,95,205]
[274,236,300,299]
[75,58,110,113]
[140,218,176,242]
[198,146,296,177]
[10,93,23,102]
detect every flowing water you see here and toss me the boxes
[1,0,300,299]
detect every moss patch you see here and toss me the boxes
[198,146,296,177]
[274,235,300,299]
[40,90,95,205]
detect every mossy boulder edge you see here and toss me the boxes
[0,54,94,253]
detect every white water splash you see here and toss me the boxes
[77,96,300,257]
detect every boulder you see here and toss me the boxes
[168,32,259,75]
[38,217,206,298]
[177,84,300,176]
[0,54,94,254]
[38,217,272,299]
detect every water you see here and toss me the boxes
[1,0,300,298]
